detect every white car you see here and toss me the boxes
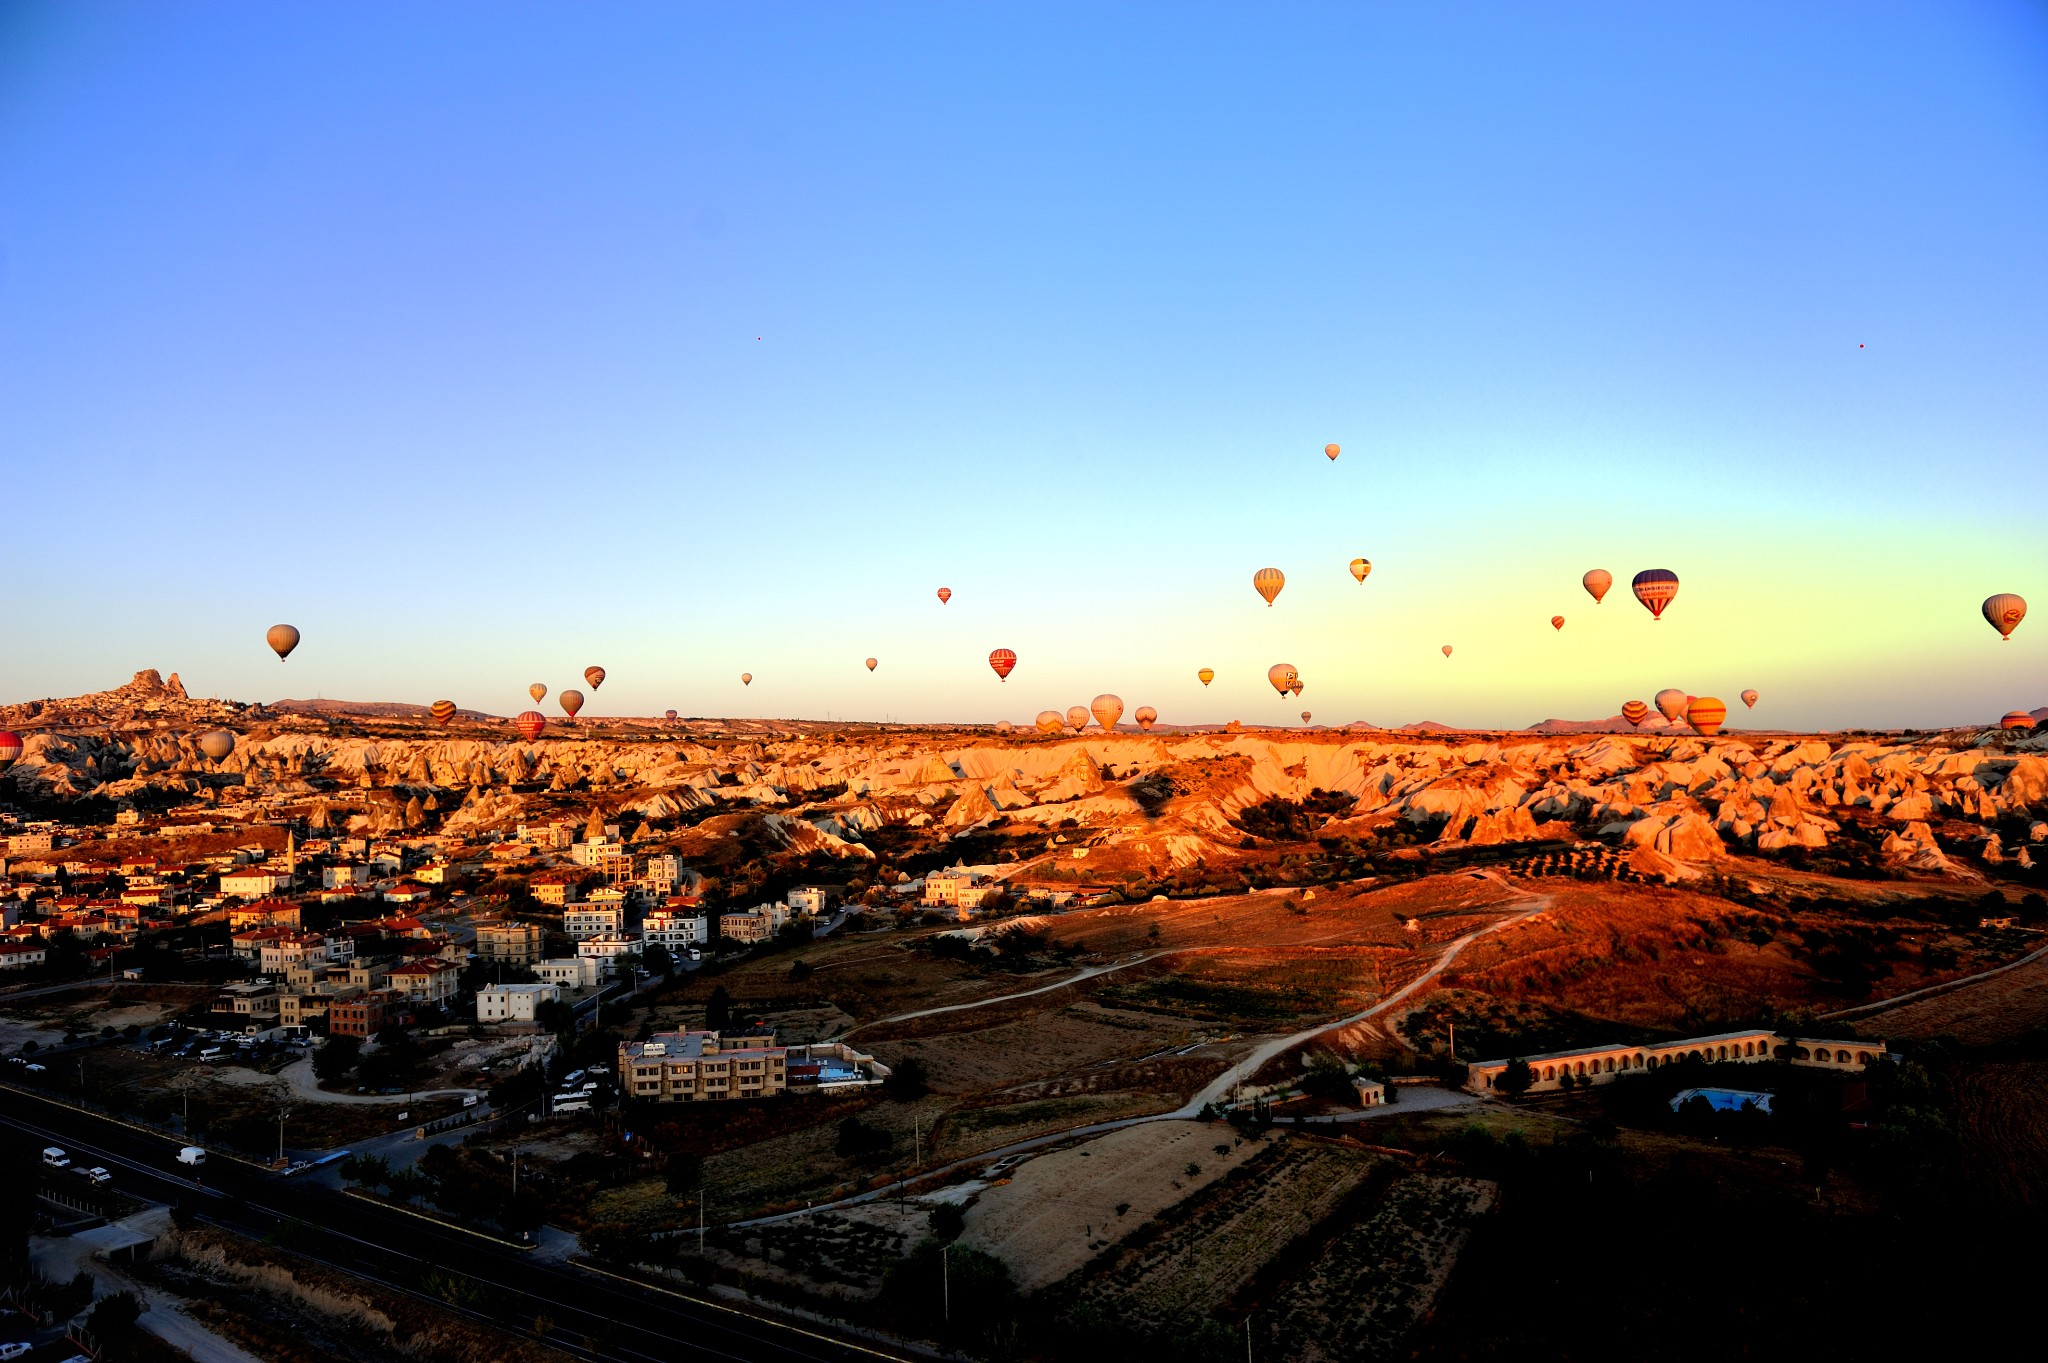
[81,1167,113,1186]
[1,1342,33,1361]
[23,1063,45,1073]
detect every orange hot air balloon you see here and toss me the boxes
[1349,558,1371,583]
[937,587,952,604]
[1583,569,1612,604]
[559,689,584,718]
[1267,663,1298,696]
[0,731,22,769]
[2002,711,2037,730]
[529,683,547,704]
[1035,710,1063,733]
[584,666,606,690]
[515,711,546,740]
[1621,700,1649,727]
[1290,680,1304,697]
[1654,688,1687,722]
[988,648,1017,681]
[1686,696,1727,737]
[1441,645,1453,658]
[1551,615,1565,631]
[865,658,878,672]
[1324,443,1340,461]
[741,673,752,686]
[1134,706,1157,731]
[1300,711,1312,723]
[266,624,300,660]
[1631,569,1679,620]
[429,700,457,725]
[1197,668,1215,686]
[1983,593,2027,640]
[1253,567,1285,606]
[1741,689,1759,709]
[1065,705,1091,731]
[1091,694,1124,731]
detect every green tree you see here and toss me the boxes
[312,1034,361,1084]
[87,1290,143,1339]
[704,984,733,1032]
[642,941,674,977]
[664,1152,703,1197]
[885,1056,929,1101]
[928,1201,966,1241]
[1497,1059,1534,1098]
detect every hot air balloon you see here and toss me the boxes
[1035,710,1063,733]
[266,624,300,660]
[584,666,606,690]
[1654,688,1687,722]
[1290,680,1304,697]
[1349,558,1371,583]
[1551,616,1565,631]
[1686,696,1727,738]
[430,700,456,725]
[0,731,21,769]
[1741,689,1759,709]
[1621,700,1649,727]
[1253,567,1285,607]
[1065,705,1091,731]
[1091,694,1124,731]
[2002,711,2037,731]
[937,587,952,604]
[1134,706,1157,731]
[995,719,1014,733]
[865,658,878,672]
[529,683,548,704]
[740,673,753,686]
[515,711,546,740]
[197,730,236,761]
[664,709,678,722]
[1441,645,1453,658]
[1983,593,2027,640]
[1583,569,1612,604]
[1631,569,1680,620]
[558,690,584,719]
[1197,668,1215,687]
[1300,711,1312,724]
[1324,443,1340,461]
[1267,663,1298,696]
[988,649,1017,682]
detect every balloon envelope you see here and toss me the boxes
[1631,569,1680,619]
[1290,681,1304,697]
[664,709,678,721]
[1654,688,1687,721]
[0,731,21,769]
[1324,443,1340,460]
[1741,689,1759,709]
[1551,615,1565,631]
[740,673,752,686]
[429,700,456,725]
[197,730,236,761]
[1253,567,1285,606]
[989,649,1017,681]
[266,624,300,660]
[1300,711,1312,723]
[1441,645,1453,658]
[1197,668,1215,686]
[1035,710,1063,733]
[1686,696,1727,737]
[1349,558,1371,583]
[1090,694,1124,731]
[529,683,547,703]
[1983,593,2027,640]
[584,666,606,690]
[515,711,546,740]
[865,658,878,672]
[558,689,584,718]
[1621,700,1649,727]
[1583,569,1612,604]
[937,587,952,604]
[1134,706,1157,730]
[2002,711,2037,730]
[1065,705,1091,730]
[1267,663,1297,696]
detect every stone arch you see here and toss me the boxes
[1857,1051,1872,1065]
[1543,1066,1554,1080]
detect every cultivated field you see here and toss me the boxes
[1845,952,2048,1045]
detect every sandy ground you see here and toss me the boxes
[0,1000,176,1054]
[34,1213,267,1363]
[958,1119,1263,1291]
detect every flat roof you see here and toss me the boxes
[1466,1029,1882,1070]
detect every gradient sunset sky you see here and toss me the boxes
[2,3,2043,730]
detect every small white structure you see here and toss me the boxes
[538,956,602,990]
[477,982,559,1024]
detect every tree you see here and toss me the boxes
[1496,1059,1534,1099]
[313,1035,361,1084]
[664,1152,703,1197]
[1301,1050,1354,1102]
[643,941,674,977]
[928,1201,966,1241]
[704,984,733,1032]
[885,1056,929,1102]
[836,1115,893,1159]
[87,1290,143,1340]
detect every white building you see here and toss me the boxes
[564,901,626,941]
[219,869,294,900]
[643,909,710,951]
[537,956,602,990]
[787,886,829,916]
[477,982,559,1024]
[576,933,642,976]
[323,863,365,889]
[572,838,631,873]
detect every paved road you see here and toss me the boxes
[33,1216,268,1363]
[3,1090,901,1363]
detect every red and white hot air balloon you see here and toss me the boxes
[937,587,952,604]
[0,731,22,769]
[988,648,1017,681]
[1583,569,1612,604]
[515,711,546,740]
[1631,569,1680,620]
[1620,700,1649,727]
[1741,689,1759,709]
[584,666,606,690]
[1090,694,1123,731]
[1253,567,1285,606]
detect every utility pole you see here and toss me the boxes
[512,1145,519,1196]
[1245,1312,1253,1362]
[1448,1021,1455,1062]
[698,1190,705,1256]
[277,1107,290,1164]
[942,1243,950,1323]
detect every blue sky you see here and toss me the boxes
[2,3,2044,728]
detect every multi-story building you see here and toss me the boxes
[537,956,602,990]
[786,886,830,916]
[618,1028,789,1103]
[385,957,461,1009]
[228,898,303,930]
[220,868,294,900]
[0,940,46,970]
[576,933,641,976]
[476,920,545,967]
[258,931,331,977]
[323,863,366,890]
[642,909,709,952]
[718,910,773,944]
[517,822,574,850]
[564,901,626,941]
[477,981,559,1024]
[530,871,585,907]
[328,988,411,1038]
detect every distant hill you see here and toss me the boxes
[266,698,501,721]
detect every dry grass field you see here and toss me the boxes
[1952,1058,2048,1210]
[1847,953,2048,1045]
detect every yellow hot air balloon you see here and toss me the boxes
[1582,569,1612,604]
[1035,710,1063,733]
[584,666,606,690]
[1134,706,1157,731]
[266,624,300,660]
[529,683,547,704]
[1348,558,1371,583]
[1253,567,1285,606]
[1065,705,1091,731]
[1197,668,1215,687]
[1090,694,1124,731]
[741,673,752,686]
[429,700,457,724]
[1686,696,1727,737]
[1741,689,1759,709]
[1983,593,2027,640]
[1324,443,1340,461]
[865,658,878,672]
[1267,663,1297,696]
[559,689,584,718]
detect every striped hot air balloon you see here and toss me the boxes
[1983,593,2027,640]
[1631,569,1680,620]
[1686,696,1727,737]
[1035,710,1063,733]
[266,624,301,660]
[1741,689,1759,709]
[1197,668,1215,686]
[1621,700,1649,727]
[1551,615,1565,631]
[559,689,584,718]
[937,587,952,604]
[2000,711,2036,731]
[429,700,457,725]
[1349,558,1371,583]
[1267,663,1298,696]
[0,731,21,769]
[1324,443,1340,461]
[529,683,547,704]
[1134,706,1157,731]
[1654,688,1687,722]
[1065,705,1091,730]
[988,648,1017,681]
[584,666,606,690]
[1253,567,1285,606]
[1091,694,1123,731]
[515,711,546,740]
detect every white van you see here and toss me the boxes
[41,1147,70,1168]
[177,1146,206,1167]
[553,1098,591,1113]
[198,1047,225,1063]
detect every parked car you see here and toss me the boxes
[23,1064,45,1073]
[41,1147,69,1168]
[1,1341,33,1360]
